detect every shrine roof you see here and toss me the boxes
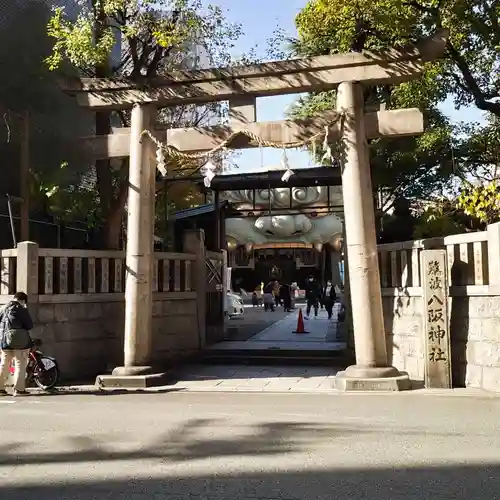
[171,202,221,221]
[166,166,342,192]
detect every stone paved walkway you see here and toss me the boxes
[166,364,339,392]
[210,303,345,352]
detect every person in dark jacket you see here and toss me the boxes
[0,292,33,396]
[321,279,337,320]
[263,280,276,312]
[304,275,321,319]
[279,283,292,312]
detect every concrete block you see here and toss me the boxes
[102,302,124,319]
[469,341,500,367]
[465,364,482,388]
[481,366,500,391]
[334,370,411,392]
[31,324,56,343]
[487,297,500,317]
[467,297,489,318]
[477,318,500,342]
[84,302,105,320]
[36,304,55,324]
[405,356,423,379]
[54,303,71,323]
[161,299,196,317]
[152,300,163,317]
[96,372,172,389]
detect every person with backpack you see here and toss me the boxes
[0,292,34,396]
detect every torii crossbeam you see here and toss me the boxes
[62,29,448,391]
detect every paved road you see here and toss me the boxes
[1,391,500,499]
[224,305,298,341]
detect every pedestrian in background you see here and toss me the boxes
[304,275,321,319]
[321,279,337,320]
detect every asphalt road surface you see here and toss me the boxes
[1,390,500,499]
[224,304,298,341]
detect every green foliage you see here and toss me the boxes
[294,0,444,109]
[454,116,500,177]
[46,7,116,71]
[289,91,337,119]
[289,92,456,207]
[296,0,417,54]
[291,0,500,218]
[295,0,500,117]
[46,0,242,77]
[43,0,244,247]
[413,203,467,238]
[457,180,500,224]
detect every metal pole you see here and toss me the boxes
[20,110,30,241]
[6,195,17,247]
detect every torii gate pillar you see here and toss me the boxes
[112,103,156,379]
[335,82,410,391]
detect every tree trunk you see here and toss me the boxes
[103,203,124,249]
[102,176,129,250]
[93,0,124,249]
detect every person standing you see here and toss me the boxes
[251,290,259,307]
[322,279,337,320]
[304,275,321,319]
[279,282,292,312]
[290,281,298,309]
[263,280,276,312]
[0,292,34,396]
[272,280,280,308]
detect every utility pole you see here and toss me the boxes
[19,110,30,242]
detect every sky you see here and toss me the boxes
[203,0,486,174]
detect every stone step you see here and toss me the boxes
[201,348,349,367]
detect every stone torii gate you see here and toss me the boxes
[64,29,448,390]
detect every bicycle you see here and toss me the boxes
[8,338,60,390]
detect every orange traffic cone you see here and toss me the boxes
[293,308,309,334]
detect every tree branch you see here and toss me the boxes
[446,41,500,117]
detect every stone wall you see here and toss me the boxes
[29,293,199,380]
[376,223,500,391]
[1,243,206,382]
[450,295,500,391]
[382,294,424,383]
[382,292,500,390]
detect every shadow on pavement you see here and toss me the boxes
[21,387,185,397]
[0,463,499,499]
[0,418,476,467]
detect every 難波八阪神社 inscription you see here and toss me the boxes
[422,250,451,389]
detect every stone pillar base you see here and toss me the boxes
[95,366,172,390]
[112,365,154,376]
[334,364,411,392]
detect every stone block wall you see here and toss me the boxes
[382,293,500,390]
[382,294,424,383]
[31,293,199,381]
[450,295,500,390]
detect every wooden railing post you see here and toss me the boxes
[183,229,206,349]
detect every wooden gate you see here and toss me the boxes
[205,253,225,344]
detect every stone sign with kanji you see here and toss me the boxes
[422,249,451,388]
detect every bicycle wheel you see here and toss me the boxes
[33,357,60,390]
